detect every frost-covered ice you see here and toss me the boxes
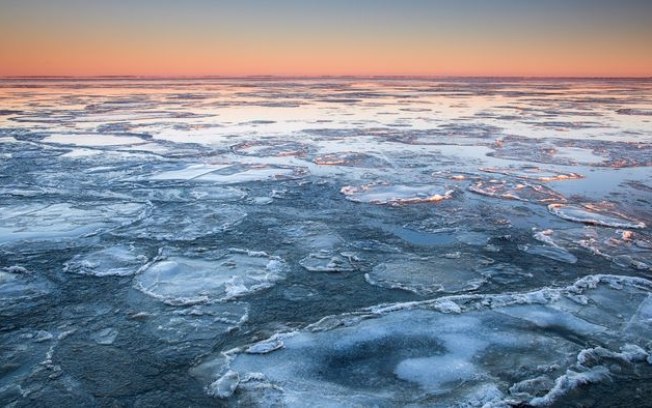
[366,255,488,294]
[0,202,147,244]
[480,166,583,182]
[341,183,454,205]
[548,203,646,229]
[123,203,246,241]
[63,245,148,277]
[43,133,147,147]
[198,275,652,407]
[1,78,651,407]
[134,249,286,304]
[532,228,652,272]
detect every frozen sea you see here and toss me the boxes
[1,78,652,407]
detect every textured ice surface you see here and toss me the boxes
[134,249,286,304]
[147,164,232,181]
[124,203,246,241]
[341,183,454,205]
[469,179,566,203]
[0,202,147,244]
[299,252,357,273]
[142,302,249,344]
[43,133,147,146]
[200,275,652,407]
[536,228,652,272]
[366,255,488,294]
[0,329,55,398]
[2,78,652,407]
[480,166,583,182]
[548,203,646,228]
[63,245,148,277]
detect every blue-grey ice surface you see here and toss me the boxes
[1,78,652,407]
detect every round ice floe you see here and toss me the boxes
[134,250,285,304]
[0,202,147,244]
[469,179,565,203]
[548,203,646,229]
[64,245,148,277]
[366,255,488,295]
[341,183,454,205]
[125,203,246,241]
[197,274,652,407]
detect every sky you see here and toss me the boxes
[1,0,651,77]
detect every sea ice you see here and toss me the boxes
[134,249,286,304]
[469,179,566,203]
[142,302,249,344]
[480,166,583,182]
[548,203,646,229]
[124,203,246,241]
[299,252,356,273]
[341,183,454,205]
[535,228,652,271]
[198,274,652,407]
[366,255,488,295]
[63,245,148,277]
[42,133,147,147]
[0,202,147,244]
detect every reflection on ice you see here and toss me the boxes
[366,255,488,294]
[548,203,646,229]
[64,245,148,277]
[480,166,583,182]
[0,202,147,244]
[535,228,652,272]
[134,249,286,304]
[341,183,454,205]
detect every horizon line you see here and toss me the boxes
[1,74,651,81]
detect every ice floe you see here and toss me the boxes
[134,249,286,304]
[480,166,583,182]
[63,245,148,277]
[42,133,147,146]
[197,274,652,407]
[534,228,652,272]
[548,203,646,229]
[0,202,147,244]
[341,183,455,205]
[469,179,566,203]
[123,203,246,241]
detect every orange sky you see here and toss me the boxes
[1,0,651,77]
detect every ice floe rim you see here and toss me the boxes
[132,248,288,306]
[207,273,652,405]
